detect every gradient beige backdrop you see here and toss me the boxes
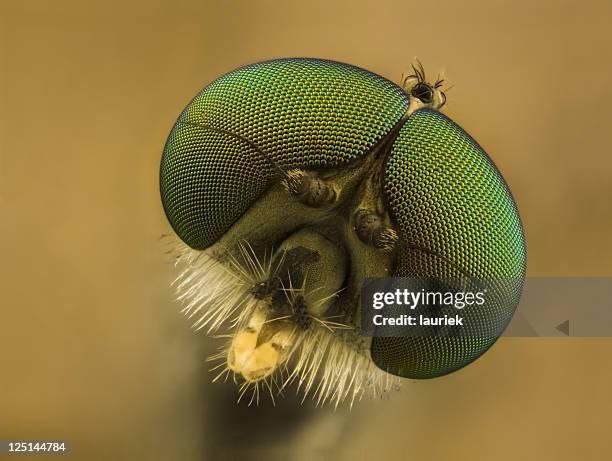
[1,0,611,460]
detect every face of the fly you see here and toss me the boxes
[159,57,526,405]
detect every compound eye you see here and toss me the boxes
[411,82,433,104]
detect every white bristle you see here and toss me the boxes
[165,236,401,407]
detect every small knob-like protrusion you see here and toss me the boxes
[282,169,336,207]
[354,210,398,250]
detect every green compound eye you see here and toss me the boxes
[160,58,408,250]
[373,109,526,379]
[159,58,526,404]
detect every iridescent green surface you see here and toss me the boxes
[372,109,526,378]
[160,58,408,249]
[160,60,526,380]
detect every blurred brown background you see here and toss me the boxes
[1,0,611,459]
